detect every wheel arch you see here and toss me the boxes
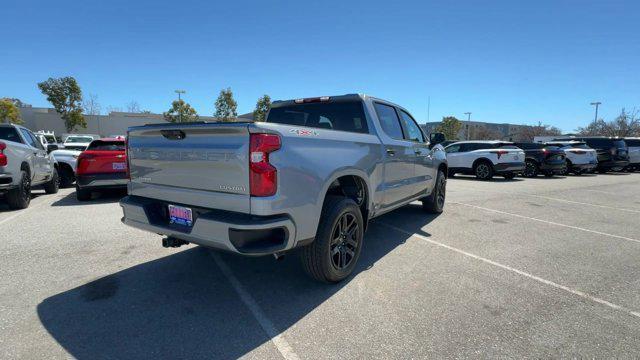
[319,169,372,231]
[472,157,493,170]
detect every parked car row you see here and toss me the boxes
[444,136,637,180]
[1,123,127,209]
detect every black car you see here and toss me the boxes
[512,142,567,177]
[555,137,629,172]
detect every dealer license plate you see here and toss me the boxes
[168,204,193,227]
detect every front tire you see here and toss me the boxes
[422,170,446,213]
[474,161,494,180]
[6,170,31,210]
[44,168,59,194]
[59,166,75,187]
[523,160,538,177]
[301,196,364,283]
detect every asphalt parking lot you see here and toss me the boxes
[2,173,640,358]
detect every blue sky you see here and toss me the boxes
[1,0,638,132]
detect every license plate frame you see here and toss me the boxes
[112,162,126,170]
[168,204,193,227]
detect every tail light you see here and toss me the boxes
[75,153,95,175]
[490,150,508,159]
[0,142,7,167]
[125,135,130,180]
[249,133,281,196]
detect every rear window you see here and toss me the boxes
[266,101,368,134]
[87,140,125,151]
[514,143,545,150]
[583,138,614,148]
[0,127,22,143]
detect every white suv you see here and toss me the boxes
[545,141,598,175]
[445,141,526,180]
[624,138,640,171]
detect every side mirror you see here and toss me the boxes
[47,144,59,153]
[429,132,446,148]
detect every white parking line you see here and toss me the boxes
[0,193,62,226]
[379,222,640,320]
[450,201,640,244]
[210,252,300,360]
[583,189,618,195]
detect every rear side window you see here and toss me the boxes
[613,140,627,148]
[266,101,368,134]
[398,110,425,142]
[625,139,640,147]
[0,127,23,143]
[373,103,404,139]
[88,140,125,151]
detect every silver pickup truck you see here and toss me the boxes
[121,94,448,282]
[0,124,59,209]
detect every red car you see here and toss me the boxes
[75,138,128,201]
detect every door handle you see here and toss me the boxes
[414,149,422,155]
[386,148,396,156]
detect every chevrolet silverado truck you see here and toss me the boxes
[120,94,448,282]
[0,124,59,209]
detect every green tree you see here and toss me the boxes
[435,116,462,140]
[163,99,199,122]
[37,76,86,132]
[252,94,271,122]
[0,98,23,124]
[214,87,238,122]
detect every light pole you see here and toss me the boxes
[590,101,601,123]
[464,112,472,140]
[175,90,186,122]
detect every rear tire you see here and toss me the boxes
[422,170,446,213]
[76,186,92,201]
[43,168,59,194]
[301,196,364,283]
[474,161,494,180]
[6,170,31,210]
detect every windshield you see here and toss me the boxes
[65,136,94,143]
[44,135,56,143]
[266,101,368,134]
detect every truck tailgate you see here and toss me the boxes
[127,123,251,213]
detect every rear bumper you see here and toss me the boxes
[77,173,128,190]
[494,162,525,173]
[0,174,16,192]
[539,157,567,171]
[119,195,297,256]
[598,160,630,170]
[571,161,597,171]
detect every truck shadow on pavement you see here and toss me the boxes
[37,204,438,359]
[51,189,127,206]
